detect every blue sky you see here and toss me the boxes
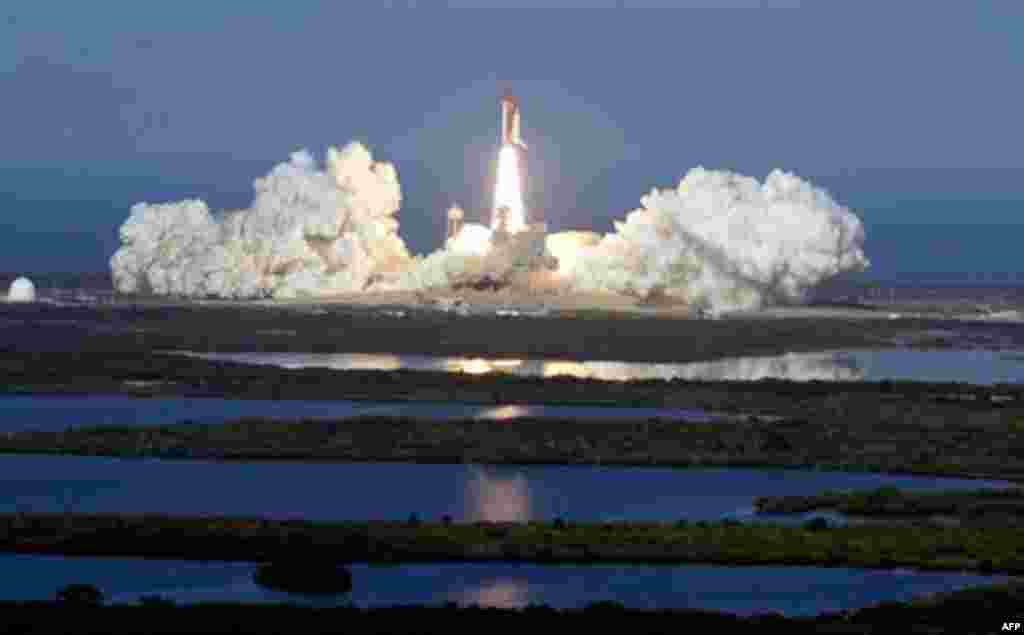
[2,2,1023,274]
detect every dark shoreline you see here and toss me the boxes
[5,582,1023,635]
[756,486,1024,523]
[3,513,1023,574]
[3,299,1023,360]
[4,406,1023,482]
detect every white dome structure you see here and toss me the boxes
[7,277,36,302]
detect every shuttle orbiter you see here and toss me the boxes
[500,94,527,150]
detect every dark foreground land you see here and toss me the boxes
[4,300,1024,485]
[4,583,1024,635]
[4,513,1024,573]
[2,299,1022,360]
[4,298,1024,631]
[757,487,1024,524]
[6,396,1024,480]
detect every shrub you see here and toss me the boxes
[803,517,830,531]
[869,487,902,500]
[55,583,104,606]
[254,561,353,596]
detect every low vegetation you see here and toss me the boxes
[2,513,1023,574]
[55,583,104,607]
[6,300,999,363]
[4,406,1024,482]
[756,486,1024,524]
[1,581,1022,634]
[253,561,353,596]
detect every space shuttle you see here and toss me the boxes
[494,92,540,233]
[500,94,527,150]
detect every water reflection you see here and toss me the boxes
[541,354,862,382]
[180,349,1024,384]
[465,469,531,522]
[0,396,712,433]
[333,354,403,371]
[180,351,863,382]
[476,405,533,420]
[0,555,1005,615]
[0,456,1011,522]
[452,579,530,608]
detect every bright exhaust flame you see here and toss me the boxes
[492,145,527,234]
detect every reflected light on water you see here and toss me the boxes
[180,351,867,382]
[477,405,532,420]
[446,359,494,375]
[445,358,524,375]
[542,361,589,378]
[466,469,531,522]
[328,354,402,371]
[454,579,530,608]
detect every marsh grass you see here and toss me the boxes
[2,513,1022,574]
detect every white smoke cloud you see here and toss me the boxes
[447,223,493,257]
[111,144,867,312]
[558,167,868,312]
[110,143,410,299]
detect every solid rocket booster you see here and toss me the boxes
[500,94,527,150]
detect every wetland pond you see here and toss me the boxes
[1,554,1005,615]
[0,456,1008,522]
[181,349,1024,384]
[0,395,712,432]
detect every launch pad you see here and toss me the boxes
[441,93,558,291]
[110,85,867,312]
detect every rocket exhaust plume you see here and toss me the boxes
[492,146,527,234]
[492,94,528,235]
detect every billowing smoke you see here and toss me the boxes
[111,143,867,312]
[556,167,868,312]
[110,143,410,299]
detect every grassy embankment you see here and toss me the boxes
[3,513,1024,573]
